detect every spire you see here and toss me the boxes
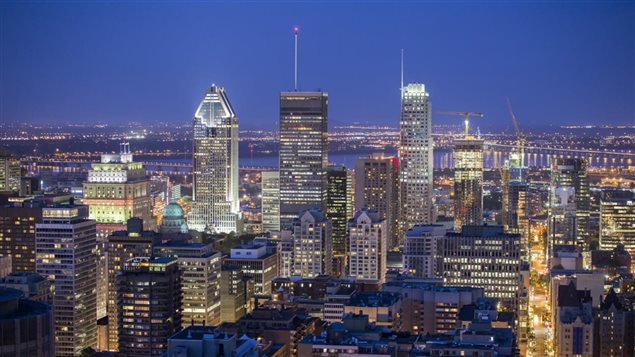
[400,48,404,100]
[294,26,299,91]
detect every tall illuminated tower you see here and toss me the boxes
[36,205,97,357]
[549,158,590,251]
[399,83,434,236]
[326,164,353,256]
[0,150,20,193]
[261,170,280,233]
[82,142,154,237]
[190,85,240,233]
[279,91,328,225]
[453,138,484,230]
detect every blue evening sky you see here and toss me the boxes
[1,1,633,130]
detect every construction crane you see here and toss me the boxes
[437,112,484,139]
[505,97,526,173]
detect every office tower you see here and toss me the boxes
[399,83,434,235]
[0,287,54,357]
[36,205,97,357]
[220,266,254,323]
[190,85,240,234]
[0,272,51,302]
[82,143,154,237]
[292,209,332,277]
[503,181,530,255]
[347,209,387,283]
[106,218,155,351]
[355,154,400,249]
[599,191,635,252]
[0,198,43,272]
[261,170,280,232]
[453,138,484,230]
[117,257,181,356]
[554,282,594,357]
[549,158,590,251]
[402,224,446,278]
[160,201,189,234]
[222,242,278,295]
[279,91,328,225]
[0,150,20,193]
[439,225,521,309]
[82,143,154,320]
[153,241,222,326]
[326,164,353,256]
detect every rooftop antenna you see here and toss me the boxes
[294,26,299,91]
[400,48,404,100]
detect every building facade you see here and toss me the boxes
[355,154,400,249]
[35,205,97,357]
[439,225,521,309]
[117,257,182,357]
[453,138,484,230]
[222,243,277,295]
[549,158,590,251]
[599,193,635,252]
[105,218,156,351]
[292,209,332,277]
[347,209,387,283]
[190,85,240,233]
[326,164,353,257]
[261,170,280,233]
[154,241,222,327]
[0,150,20,193]
[399,83,434,234]
[402,224,446,278]
[279,91,328,225]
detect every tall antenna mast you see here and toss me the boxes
[294,26,299,91]
[400,48,404,100]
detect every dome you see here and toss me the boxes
[163,202,185,218]
[160,201,188,234]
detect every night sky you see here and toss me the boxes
[1,1,633,130]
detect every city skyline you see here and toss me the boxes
[1,2,633,129]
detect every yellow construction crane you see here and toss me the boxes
[437,111,484,139]
[505,97,526,170]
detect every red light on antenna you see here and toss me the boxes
[293,26,299,33]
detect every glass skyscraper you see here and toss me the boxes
[190,85,240,233]
[453,138,484,230]
[399,83,434,237]
[279,91,328,226]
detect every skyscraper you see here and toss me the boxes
[82,142,154,237]
[82,143,154,320]
[503,181,530,253]
[0,150,20,193]
[453,138,484,230]
[279,91,328,225]
[153,240,222,326]
[222,242,278,295]
[348,209,387,283]
[439,225,521,309]
[355,154,400,249]
[105,218,155,351]
[549,158,590,251]
[261,170,280,233]
[292,209,332,277]
[36,205,97,357]
[0,197,44,272]
[326,164,353,256]
[399,83,434,235]
[599,191,635,252]
[117,257,181,356]
[190,85,240,234]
